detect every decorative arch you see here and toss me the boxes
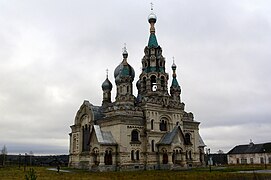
[150,75,157,91]
[172,147,183,164]
[159,119,167,131]
[159,115,173,131]
[82,124,91,152]
[185,133,192,145]
[104,148,113,165]
[92,147,99,165]
[131,129,139,142]
[162,148,168,164]
[74,101,94,125]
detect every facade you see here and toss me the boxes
[69,11,205,171]
[228,142,271,165]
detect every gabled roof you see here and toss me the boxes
[93,125,117,145]
[198,133,206,147]
[228,142,271,154]
[157,126,185,145]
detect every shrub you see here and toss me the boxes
[25,168,37,180]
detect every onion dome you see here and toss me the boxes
[114,47,135,83]
[171,62,177,71]
[171,60,180,88]
[102,76,113,91]
[148,12,157,23]
[147,12,158,48]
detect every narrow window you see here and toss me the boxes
[151,75,157,91]
[185,133,191,145]
[159,120,167,131]
[151,140,155,152]
[151,120,154,130]
[189,151,192,160]
[136,150,140,160]
[143,77,147,91]
[172,150,176,164]
[131,150,134,160]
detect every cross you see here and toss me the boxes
[106,69,108,78]
[123,43,127,52]
[150,2,153,11]
[172,56,175,63]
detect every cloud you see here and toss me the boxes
[0,0,271,154]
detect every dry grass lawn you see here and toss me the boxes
[1,166,271,180]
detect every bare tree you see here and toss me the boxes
[1,145,7,166]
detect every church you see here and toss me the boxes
[69,10,205,171]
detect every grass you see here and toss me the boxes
[0,165,271,180]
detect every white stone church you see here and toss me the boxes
[69,11,205,171]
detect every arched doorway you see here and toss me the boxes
[163,153,168,164]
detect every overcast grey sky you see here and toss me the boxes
[1,0,271,155]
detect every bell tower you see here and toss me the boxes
[138,11,169,99]
[114,46,135,106]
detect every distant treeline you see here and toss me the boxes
[0,154,69,167]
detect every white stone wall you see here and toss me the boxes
[228,153,271,164]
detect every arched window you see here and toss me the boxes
[93,148,99,165]
[151,120,154,130]
[189,151,192,160]
[136,150,140,160]
[82,125,90,151]
[161,76,165,90]
[131,150,134,160]
[143,77,147,91]
[151,140,155,152]
[172,150,176,164]
[159,120,167,131]
[185,133,191,145]
[104,150,112,165]
[131,130,139,142]
[199,149,203,163]
[151,75,157,91]
[163,153,168,164]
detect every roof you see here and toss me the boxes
[91,105,104,121]
[198,133,206,147]
[228,142,271,154]
[158,126,185,145]
[171,78,180,88]
[93,125,117,145]
[148,33,158,48]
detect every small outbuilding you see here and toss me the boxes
[227,141,271,165]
